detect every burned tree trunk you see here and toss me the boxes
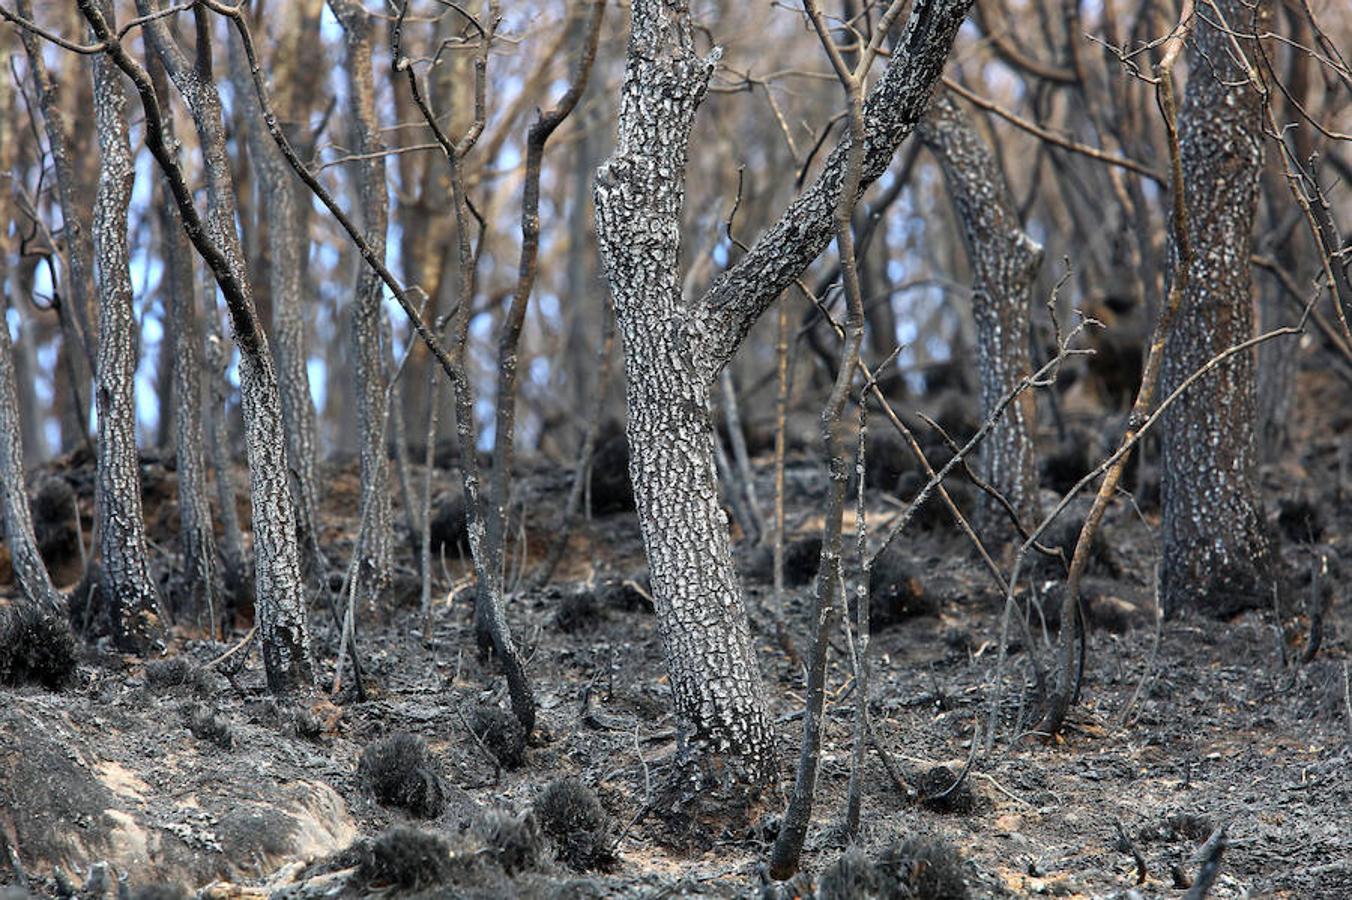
[918,89,1043,541]
[0,70,64,619]
[228,24,324,575]
[329,0,392,610]
[149,54,219,629]
[14,0,94,447]
[90,30,163,652]
[109,0,312,688]
[1160,0,1276,617]
[595,0,972,790]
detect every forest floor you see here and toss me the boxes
[1,371,1350,899]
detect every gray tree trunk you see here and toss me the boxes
[0,65,65,617]
[1160,0,1276,617]
[227,32,324,576]
[329,0,392,610]
[15,0,94,449]
[90,34,163,652]
[596,0,972,789]
[918,89,1043,540]
[131,0,312,688]
[147,52,219,628]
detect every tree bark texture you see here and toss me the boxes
[150,54,219,625]
[918,89,1043,541]
[596,0,972,787]
[125,0,312,687]
[329,0,392,609]
[91,28,163,652]
[1160,0,1276,617]
[15,0,94,446]
[228,28,324,574]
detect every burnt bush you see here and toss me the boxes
[588,424,635,515]
[865,432,913,494]
[816,834,968,899]
[427,493,470,560]
[816,848,884,898]
[915,765,976,814]
[469,706,527,770]
[30,477,80,568]
[1277,496,1323,544]
[360,731,447,818]
[875,833,969,898]
[182,702,234,750]
[555,588,604,633]
[0,604,76,690]
[595,574,653,612]
[145,656,214,695]
[473,809,542,876]
[1035,499,1118,578]
[351,826,455,892]
[129,887,188,900]
[895,471,976,533]
[534,778,615,872]
[745,536,822,588]
[867,545,937,629]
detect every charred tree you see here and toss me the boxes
[918,89,1043,541]
[149,54,220,629]
[595,0,972,791]
[104,0,312,688]
[1160,0,1276,617]
[228,19,324,575]
[329,0,392,611]
[0,66,67,621]
[90,26,163,652]
[14,0,94,448]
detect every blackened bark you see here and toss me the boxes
[107,0,312,688]
[595,1,776,787]
[595,0,972,788]
[90,26,163,652]
[1160,0,1276,617]
[329,0,392,610]
[918,89,1043,540]
[15,0,94,447]
[0,71,65,617]
[227,28,324,574]
[149,54,219,628]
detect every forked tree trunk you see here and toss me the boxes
[1160,0,1276,617]
[90,30,163,652]
[918,89,1043,542]
[596,0,972,790]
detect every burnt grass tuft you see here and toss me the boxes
[0,604,77,690]
[534,778,616,872]
[359,731,447,818]
[473,809,543,875]
[352,825,456,892]
[469,705,527,770]
[182,702,234,750]
[145,656,215,695]
[555,587,604,633]
[814,834,968,899]
[915,765,976,814]
[868,544,938,630]
[588,425,635,515]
